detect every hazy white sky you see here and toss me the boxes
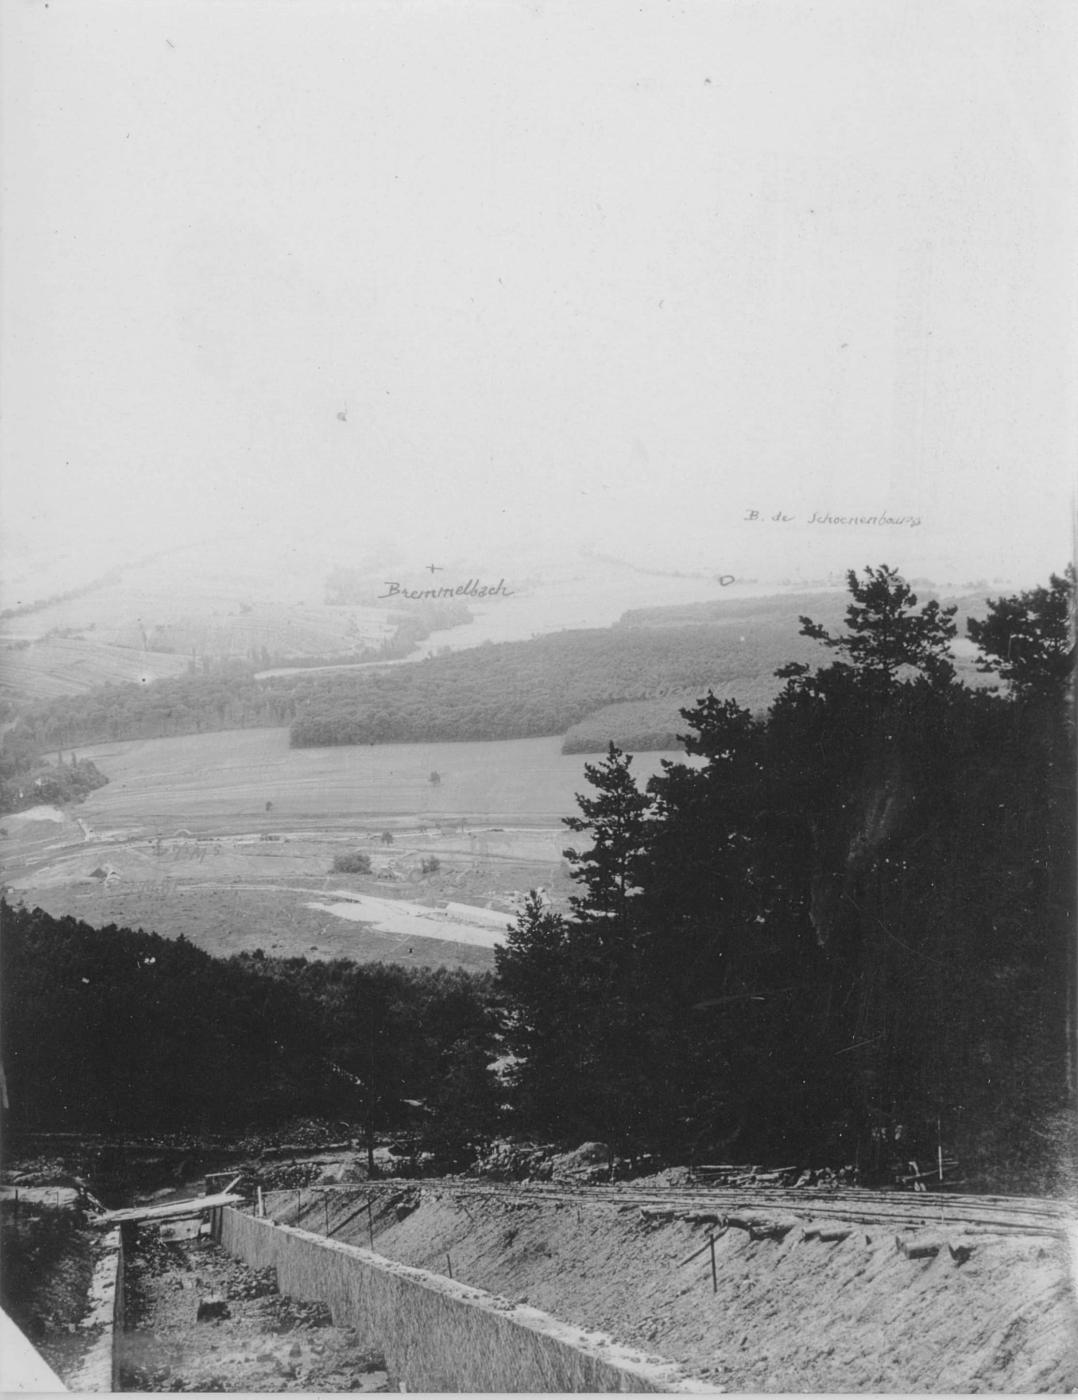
[2,0,1075,585]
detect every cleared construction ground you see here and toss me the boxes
[118,1222,391,1393]
[246,1178,1078,1392]
[5,1152,1077,1391]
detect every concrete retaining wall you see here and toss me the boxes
[68,1226,123,1392]
[218,1207,709,1393]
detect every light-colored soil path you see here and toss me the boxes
[303,891,508,947]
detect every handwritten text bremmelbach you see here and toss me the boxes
[379,579,514,601]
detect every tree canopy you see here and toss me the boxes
[967,564,1075,700]
[4,563,1072,1194]
[495,564,1075,1190]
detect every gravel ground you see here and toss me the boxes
[118,1224,390,1392]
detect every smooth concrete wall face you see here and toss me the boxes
[218,1208,708,1393]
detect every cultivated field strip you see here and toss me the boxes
[276,1179,1074,1239]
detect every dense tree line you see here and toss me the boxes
[497,566,1076,1192]
[0,713,110,815]
[0,603,472,755]
[0,753,108,814]
[0,567,124,622]
[3,609,821,755]
[0,905,499,1166]
[2,590,984,767]
[287,615,841,747]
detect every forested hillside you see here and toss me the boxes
[2,593,848,757]
[287,622,815,746]
[2,566,1073,1192]
[2,589,988,777]
[0,905,498,1165]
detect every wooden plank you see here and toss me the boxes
[94,1189,244,1225]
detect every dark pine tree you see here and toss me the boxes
[795,564,957,688]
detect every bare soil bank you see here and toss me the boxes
[277,1183,1078,1393]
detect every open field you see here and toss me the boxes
[1,730,689,969]
[68,730,684,827]
[0,636,192,700]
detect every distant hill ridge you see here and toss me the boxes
[4,589,990,760]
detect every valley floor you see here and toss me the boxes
[2,731,694,967]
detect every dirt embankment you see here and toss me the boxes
[119,1225,390,1392]
[274,1182,1078,1393]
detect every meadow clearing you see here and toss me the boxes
[2,729,691,968]
[69,729,684,827]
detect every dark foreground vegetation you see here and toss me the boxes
[2,566,1073,1193]
[0,914,499,1169]
[497,565,1076,1191]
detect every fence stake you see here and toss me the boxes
[446,1252,453,1280]
[709,1233,718,1293]
[678,1223,728,1269]
[367,1198,374,1249]
[257,1187,264,1218]
[296,1190,301,1222]
[323,1194,329,1235]
[327,1197,372,1241]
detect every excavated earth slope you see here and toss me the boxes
[263,1181,1078,1393]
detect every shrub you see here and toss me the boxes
[332,852,372,874]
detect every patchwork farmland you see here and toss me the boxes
[0,729,690,970]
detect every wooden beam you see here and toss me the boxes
[94,1189,244,1226]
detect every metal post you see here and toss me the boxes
[367,1198,374,1249]
[446,1252,453,1280]
[709,1233,717,1293]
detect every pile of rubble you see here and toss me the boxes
[690,1163,861,1188]
[120,1232,389,1393]
[468,1140,559,1181]
[469,1139,655,1184]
